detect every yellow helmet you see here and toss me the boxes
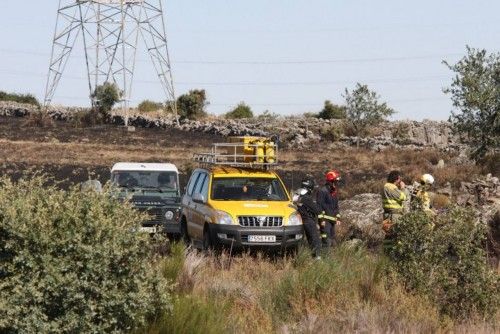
[420,173,434,185]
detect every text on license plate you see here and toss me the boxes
[248,235,276,243]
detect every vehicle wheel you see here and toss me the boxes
[180,217,190,245]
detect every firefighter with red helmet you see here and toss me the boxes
[317,170,341,247]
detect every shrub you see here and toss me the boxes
[303,111,318,118]
[69,109,100,128]
[319,124,344,142]
[0,90,40,106]
[387,207,500,319]
[391,122,412,144]
[138,100,164,113]
[0,176,170,333]
[23,110,53,128]
[317,100,346,120]
[177,90,208,120]
[91,82,121,122]
[225,102,253,119]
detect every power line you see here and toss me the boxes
[0,47,465,65]
[0,69,450,86]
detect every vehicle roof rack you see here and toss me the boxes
[193,140,279,170]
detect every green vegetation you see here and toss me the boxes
[317,100,346,119]
[1,178,497,333]
[387,207,500,319]
[138,100,164,113]
[319,123,344,142]
[0,90,40,106]
[444,46,500,160]
[91,82,121,122]
[344,83,395,142]
[144,231,498,333]
[225,102,254,119]
[0,176,170,333]
[177,89,208,119]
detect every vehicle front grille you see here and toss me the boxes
[238,216,283,227]
[138,207,163,224]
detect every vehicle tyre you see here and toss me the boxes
[180,217,190,245]
[202,225,213,252]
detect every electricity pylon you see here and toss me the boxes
[44,0,177,125]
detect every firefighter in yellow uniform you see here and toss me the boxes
[382,170,407,227]
[413,174,435,215]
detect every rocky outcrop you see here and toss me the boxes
[338,175,500,252]
[338,193,385,245]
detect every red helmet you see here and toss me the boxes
[326,170,341,182]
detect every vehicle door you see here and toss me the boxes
[190,171,209,240]
[182,170,200,231]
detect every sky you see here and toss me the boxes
[0,0,498,120]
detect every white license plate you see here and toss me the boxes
[139,226,157,233]
[248,235,276,243]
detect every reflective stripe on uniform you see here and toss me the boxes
[383,198,403,210]
[318,213,338,221]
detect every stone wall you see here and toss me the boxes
[0,101,462,150]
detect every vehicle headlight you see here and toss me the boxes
[215,210,234,225]
[165,211,174,220]
[288,212,302,226]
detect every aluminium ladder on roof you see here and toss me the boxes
[193,142,278,170]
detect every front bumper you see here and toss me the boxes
[162,222,181,234]
[209,224,304,249]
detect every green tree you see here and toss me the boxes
[343,83,395,145]
[225,102,254,119]
[317,100,346,119]
[177,89,208,119]
[443,46,500,160]
[91,82,121,122]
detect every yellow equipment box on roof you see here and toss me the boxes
[194,136,278,169]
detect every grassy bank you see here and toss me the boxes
[145,243,499,333]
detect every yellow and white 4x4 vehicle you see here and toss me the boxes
[180,137,304,251]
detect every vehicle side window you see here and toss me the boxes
[200,174,210,199]
[186,171,200,196]
[194,173,207,196]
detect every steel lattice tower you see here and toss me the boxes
[44,0,177,124]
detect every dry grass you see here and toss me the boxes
[0,118,490,196]
[146,244,499,333]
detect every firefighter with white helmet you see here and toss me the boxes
[294,178,322,259]
[413,173,435,214]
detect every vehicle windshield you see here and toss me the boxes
[211,177,288,201]
[112,171,178,192]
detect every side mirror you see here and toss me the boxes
[192,193,206,204]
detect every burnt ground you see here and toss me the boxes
[0,116,312,190]
[0,115,491,197]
